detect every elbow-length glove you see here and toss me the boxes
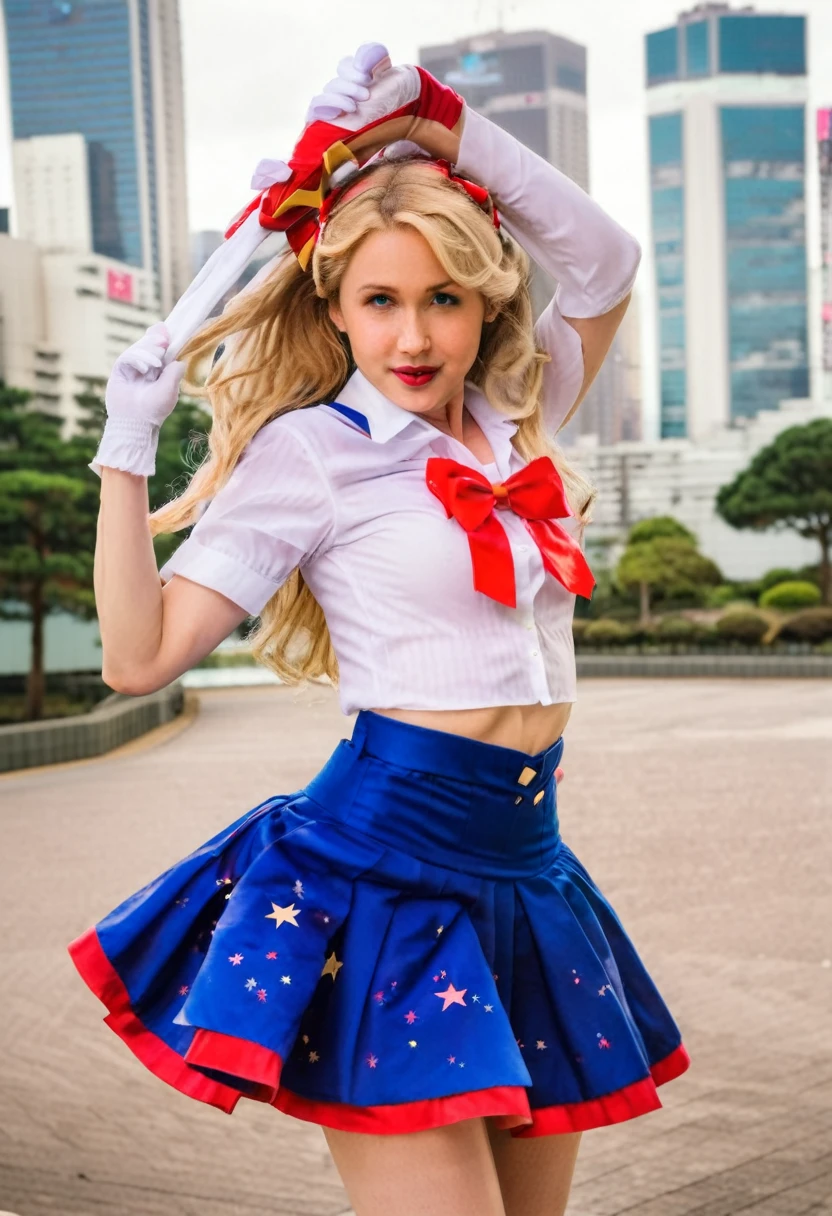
[454,106,641,319]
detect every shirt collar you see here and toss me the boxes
[333,368,520,459]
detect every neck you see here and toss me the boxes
[420,382,466,442]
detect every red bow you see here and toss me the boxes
[425,457,595,608]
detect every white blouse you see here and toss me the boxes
[159,107,641,716]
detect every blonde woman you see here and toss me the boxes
[69,44,689,1216]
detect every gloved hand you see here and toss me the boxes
[230,44,466,271]
[89,322,186,478]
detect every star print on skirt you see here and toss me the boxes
[68,710,690,1136]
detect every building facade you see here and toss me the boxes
[646,5,809,441]
[820,107,832,395]
[4,0,189,313]
[0,233,160,431]
[419,28,641,440]
[420,29,589,317]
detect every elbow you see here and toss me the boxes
[102,663,166,698]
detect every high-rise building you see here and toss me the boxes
[819,108,832,392]
[4,0,189,314]
[646,5,809,441]
[420,29,589,316]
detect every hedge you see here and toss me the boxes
[759,580,822,611]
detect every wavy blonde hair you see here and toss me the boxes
[150,154,594,685]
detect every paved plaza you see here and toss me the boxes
[1,679,830,1216]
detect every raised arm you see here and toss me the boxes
[452,106,641,433]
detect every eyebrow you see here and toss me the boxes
[358,280,456,293]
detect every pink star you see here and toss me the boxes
[598,1037,611,1049]
[536,1040,547,1050]
[435,982,467,1011]
[373,990,385,1003]
[391,981,397,988]
[366,1054,378,1069]
[432,974,440,982]
[266,951,278,960]
[405,1011,418,1024]
[309,1050,319,1063]
[448,1055,456,1064]
[228,953,244,966]
[257,989,267,1002]
[599,985,607,995]
[179,985,189,996]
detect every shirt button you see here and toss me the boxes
[531,649,539,658]
[525,620,535,631]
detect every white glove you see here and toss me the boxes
[305,43,391,123]
[89,322,186,478]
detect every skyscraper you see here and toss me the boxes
[4,0,189,313]
[420,30,589,316]
[819,108,832,393]
[646,5,809,441]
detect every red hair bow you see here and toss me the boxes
[426,457,595,608]
[225,71,498,271]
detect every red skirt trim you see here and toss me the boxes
[68,927,690,1135]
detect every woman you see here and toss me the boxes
[69,44,690,1216]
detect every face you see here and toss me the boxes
[328,224,496,422]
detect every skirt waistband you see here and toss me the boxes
[303,711,564,878]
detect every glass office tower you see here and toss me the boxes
[4,0,189,311]
[646,6,809,440]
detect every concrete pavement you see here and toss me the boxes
[1,679,830,1215]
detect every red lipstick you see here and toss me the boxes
[392,365,439,387]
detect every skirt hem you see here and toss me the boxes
[68,925,690,1137]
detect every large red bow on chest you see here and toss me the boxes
[425,456,595,608]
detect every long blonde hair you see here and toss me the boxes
[150,155,594,685]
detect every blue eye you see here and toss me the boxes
[368,294,390,307]
[434,292,460,306]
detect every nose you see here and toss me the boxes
[396,309,430,356]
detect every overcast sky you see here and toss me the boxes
[1,0,830,432]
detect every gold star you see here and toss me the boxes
[435,982,467,1011]
[309,1050,319,1063]
[436,925,444,935]
[265,902,301,929]
[320,952,343,981]
[408,1040,417,1047]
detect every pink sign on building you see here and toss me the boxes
[107,268,134,303]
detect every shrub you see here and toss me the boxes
[650,615,705,643]
[777,608,832,644]
[759,567,801,593]
[759,580,822,611]
[706,584,753,609]
[583,618,633,647]
[715,610,769,645]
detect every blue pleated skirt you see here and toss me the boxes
[68,710,690,1136]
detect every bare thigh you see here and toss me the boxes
[486,1121,582,1216]
[323,1117,506,1216]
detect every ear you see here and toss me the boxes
[484,305,499,324]
[328,300,346,332]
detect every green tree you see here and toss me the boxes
[616,517,721,625]
[716,419,832,605]
[0,387,98,720]
[0,383,210,720]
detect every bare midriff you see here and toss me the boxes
[370,702,572,755]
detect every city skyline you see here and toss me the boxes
[0,0,831,434]
[3,0,189,314]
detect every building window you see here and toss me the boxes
[721,105,808,420]
[684,20,709,78]
[650,112,686,438]
[718,15,806,76]
[646,27,679,86]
